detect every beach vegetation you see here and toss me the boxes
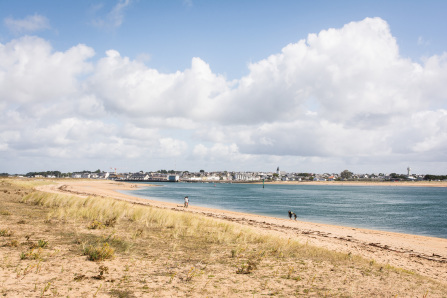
[4,239,19,247]
[20,248,43,260]
[236,259,258,274]
[37,239,48,248]
[83,242,115,261]
[0,228,13,236]
[93,265,109,280]
[27,239,49,249]
[184,266,198,282]
[88,220,104,229]
[40,282,51,297]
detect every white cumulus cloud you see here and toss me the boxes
[1,17,447,173]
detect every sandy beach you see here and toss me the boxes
[37,179,447,283]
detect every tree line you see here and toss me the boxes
[25,171,65,177]
[424,174,447,181]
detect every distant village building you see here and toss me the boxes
[129,173,149,180]
[98,172,110,179]
[168,175,179,182]
[52,168,426,184]
[71,172,82,179]
[233,172,258,181]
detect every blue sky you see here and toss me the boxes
[1,0,447,174]
[2,0,446,78]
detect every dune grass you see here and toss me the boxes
[19,189,363,264]
[2,178,446,297]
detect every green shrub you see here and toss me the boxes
[38,239,48,248]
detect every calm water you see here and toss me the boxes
[121,182,447,239]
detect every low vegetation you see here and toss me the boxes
[0,178,446,297]
[83,242,115,261]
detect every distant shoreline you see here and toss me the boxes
[149,179,447,187]
[249,180,447,187]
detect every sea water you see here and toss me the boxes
[121,182,447,239]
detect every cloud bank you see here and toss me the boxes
[1,17,446,173]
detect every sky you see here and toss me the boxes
[0,0,446,175]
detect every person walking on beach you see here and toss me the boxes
[293,212,297,220]
[288,210,292,219]
[184,196,189,208]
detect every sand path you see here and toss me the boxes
[37,180,447,283]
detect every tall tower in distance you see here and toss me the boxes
[407,166,411,176]
[276,167,280,175]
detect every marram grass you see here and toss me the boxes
[20,190,265,245]
[7,178,53,189]
[11,179,336,258]
[21,188,367,266]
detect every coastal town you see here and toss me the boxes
[11,166,446,182]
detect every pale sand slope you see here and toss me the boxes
[37,180,447,283]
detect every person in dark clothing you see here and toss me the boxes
[293,212,297,220]
[288,210,292,219]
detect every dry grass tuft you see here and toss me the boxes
[20,248,43,260]
[83,242,115,261]
[0,228,14,237]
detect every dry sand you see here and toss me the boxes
[37,179,447,283]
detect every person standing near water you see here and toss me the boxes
[184,196,189,208]
[288,210,292,219]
